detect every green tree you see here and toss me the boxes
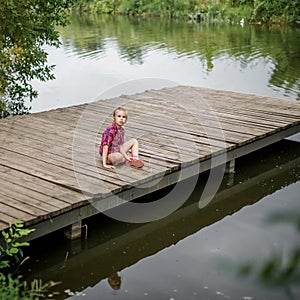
[0,0,74,118]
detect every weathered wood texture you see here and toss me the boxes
[0,86,299,235]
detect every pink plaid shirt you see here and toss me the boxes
[99,123,125,156]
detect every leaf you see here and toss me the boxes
[7,247,19,255]
[12,242,30,247]
[0,261,10,269]
[0,0,74,117]
[1,231,9,239]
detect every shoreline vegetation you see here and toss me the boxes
[72,0,300,26]
[0,220,51,299]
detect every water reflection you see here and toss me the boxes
[59,14,300,98]
[31,14,300,113]
[22,139,300,299]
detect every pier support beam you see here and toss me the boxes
[64,220,82,240]
[225,159,235,174]
[225,160,235,186]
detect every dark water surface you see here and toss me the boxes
[22,140,300,299]
[23,14,300,300]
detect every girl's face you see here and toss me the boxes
[113,110,127,128]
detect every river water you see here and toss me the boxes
[30,14,300,112]
[23,14,300,300]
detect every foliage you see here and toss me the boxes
[72,0,300,24]
[117,0,190,18]
[0,0,74,118]
[0,274,46,300]
[251,0,300,24]
[0,219,35,270]
[0,220,44,300]
[0,220,60,299]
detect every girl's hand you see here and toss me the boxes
[125,154,134,162]
[103,163,115,170]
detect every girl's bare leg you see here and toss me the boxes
[123,138,139,157]
[108,139,140,165]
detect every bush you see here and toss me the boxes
[0,220,55,300]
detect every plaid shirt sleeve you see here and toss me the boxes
[99,125,115,155]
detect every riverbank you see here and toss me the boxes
[72,0,300,26]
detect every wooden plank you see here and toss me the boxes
[0,120,180,195]
[0,143,132,188]
[85,97,287,145]
[27,95,278,141]
[0,171,73,210]
[0,220,8,231]
[0,148,122,195]
[135,87,300,124]
[0,203,34,223]
[0,166,83,205]
[0,127,176,175]
[0,195,48,216]
[171,86,300,113]
[0,140,174,191]
[0,182,65,212]
[0,212,15,226]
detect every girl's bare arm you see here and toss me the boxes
[102,145,115,169]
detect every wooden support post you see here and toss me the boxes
[225,159,235,174]
[226,172,235,187]
[64,219,82,240]
[225,160,235,186]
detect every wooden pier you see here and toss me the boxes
[0,85,300,240]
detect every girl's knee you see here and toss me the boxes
[108,153,125,164]
[127,138,138,147]
[115,157,125,164]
